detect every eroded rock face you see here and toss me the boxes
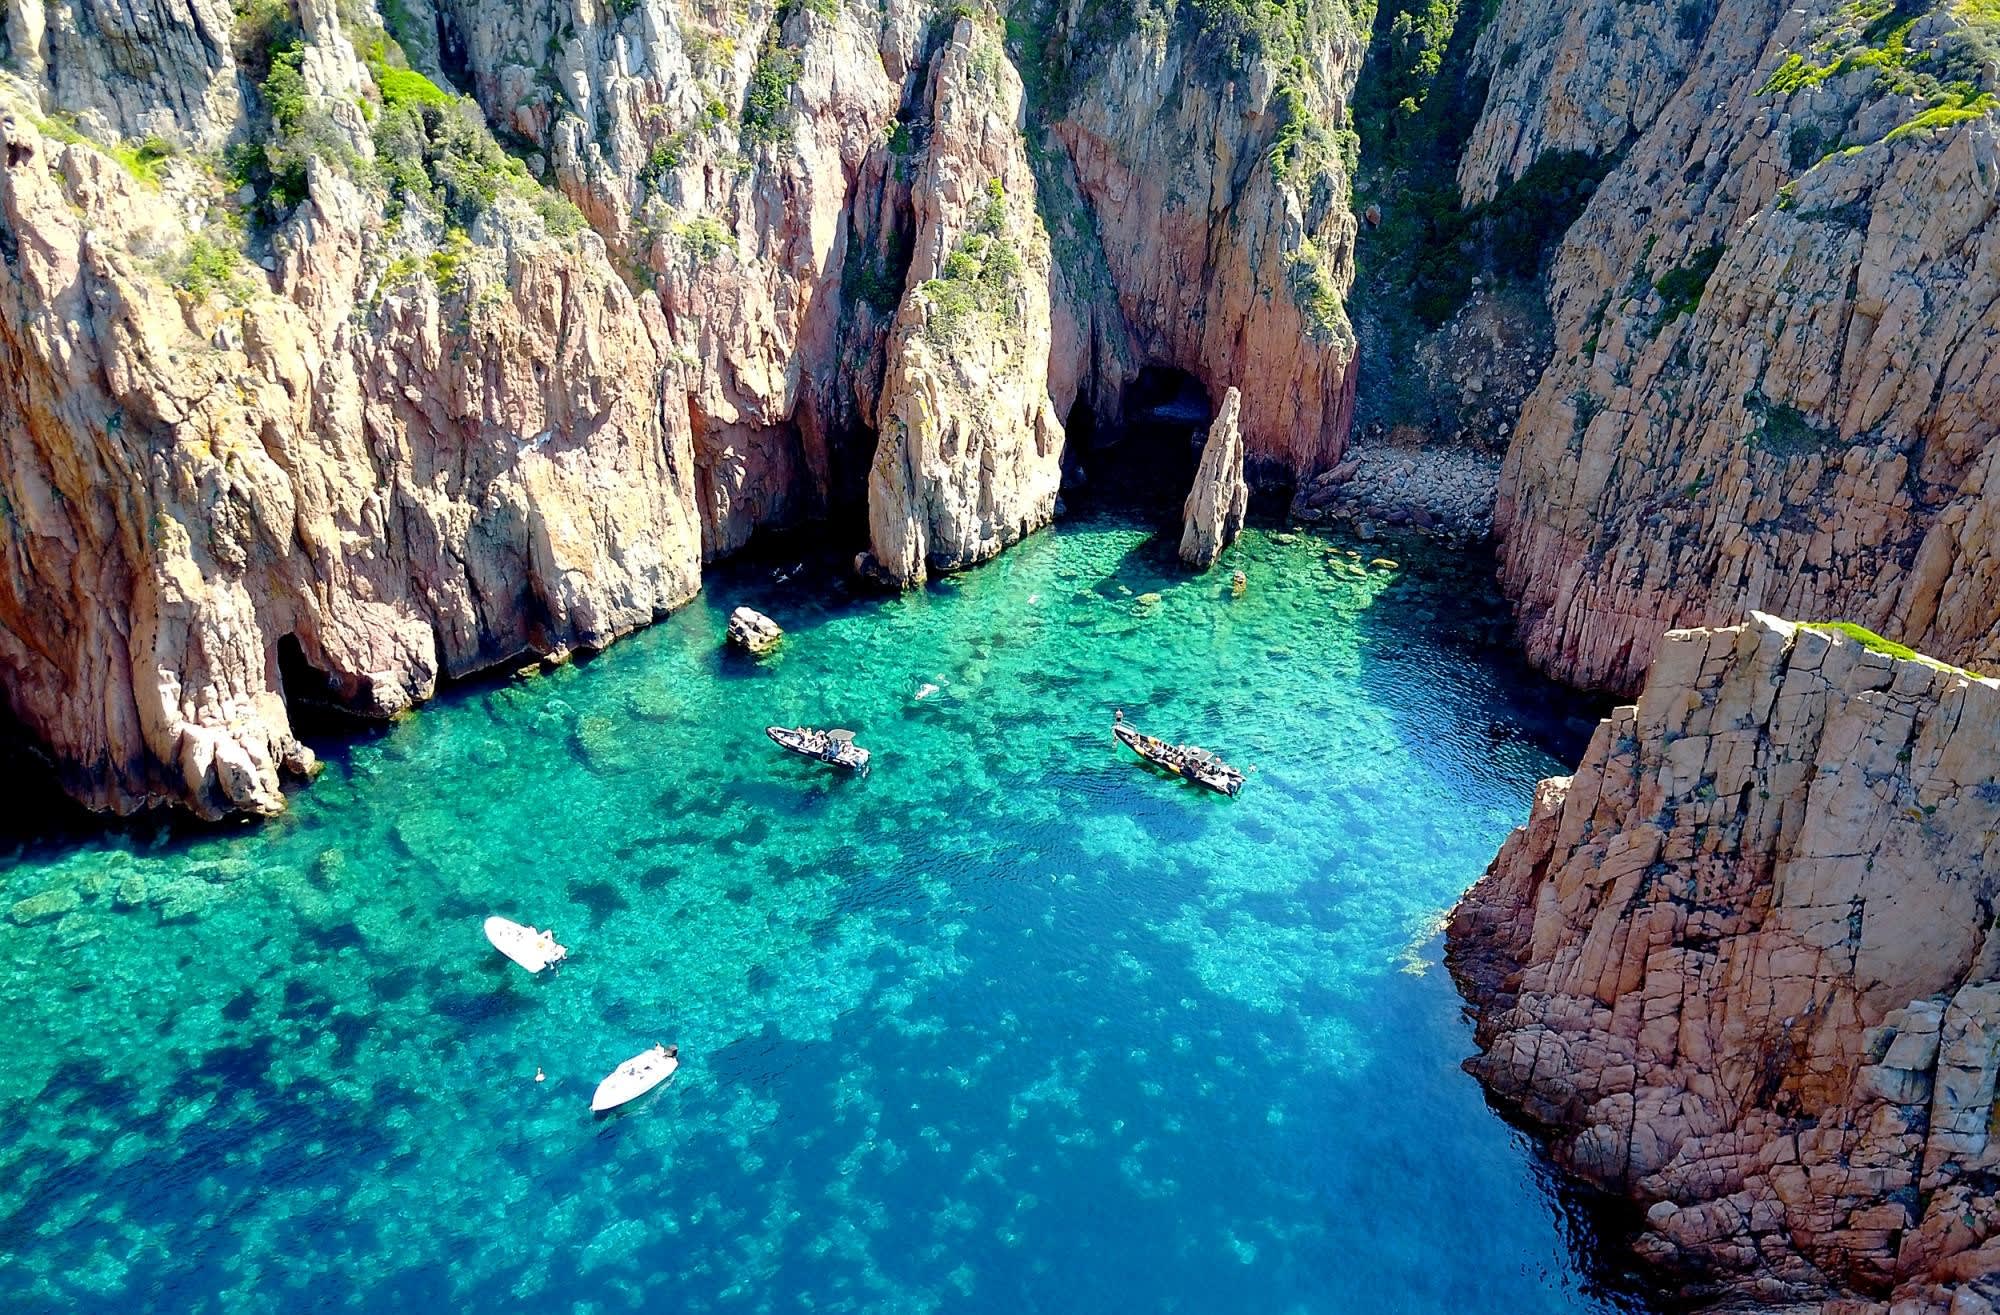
[1456,0,1704,205]
[866,18,1063,585]
[1049,8,1363,482]
[5,0,244,149]
[1450,614,2000,1312]
[0,0,1371,816]
[1178,385,1246,568]
[0,96,701,818]
[1471,0,2000,692]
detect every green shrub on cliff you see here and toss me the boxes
[174,234,259,304]
[252,39,364,213]
[1653,243,1725,320]
[1285,239,1349,340]
[365,54,586,239]
[375,65,456,113]
[1744,395,1839,458]
[1803,621,1919,659]
[224,6,585,240]
[1799,621,1986,677]
[1355,0,1464,120]
[1760,0,2000,152]
[677,216,736,261]
[372,88,534,226]
[742,36,803,146]
[111,136,177,187]
[918,180,1025,346]
[1883,88,2000,138]
[1373,148,1610,328]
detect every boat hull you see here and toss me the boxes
[484,916,565,972]
[591,1047,679,1112]
[766,726,870,771]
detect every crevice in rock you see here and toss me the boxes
[433,5,472,93]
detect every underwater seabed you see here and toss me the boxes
[0,513,1655,1314]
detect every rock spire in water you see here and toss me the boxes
[1178,386,1248,570]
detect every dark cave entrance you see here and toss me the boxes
[275,634,369,735]
[1063,366,1212,512]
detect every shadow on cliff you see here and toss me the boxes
[1061,365,1211,518]
[1482,1093,1712,1315]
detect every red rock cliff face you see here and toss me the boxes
[1450,614,2000,1312]
[1048,9,1362,481]
[0,0,1368,816]
[1465,0,2000,692]
[0,118,703,817]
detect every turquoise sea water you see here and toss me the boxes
[0,514,1647,1314]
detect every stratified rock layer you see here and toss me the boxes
[1178,385,1246,569]
[1450,613,2000,1313]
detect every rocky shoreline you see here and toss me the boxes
[1289,440,1501,547]
[1449,615,2000,1313]
[5,0,2000,1306]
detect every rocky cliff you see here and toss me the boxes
[1450,614,2000,1312]
[864,17,1061,585]
[1461,0,2000,692]
[0,0,1366,815]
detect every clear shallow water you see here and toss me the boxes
[0,515,1647,1314]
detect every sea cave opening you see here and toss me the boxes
[275,633,367,736]
[1063,366,1212,513]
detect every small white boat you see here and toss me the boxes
[484,916,568,973]
[591,1044,680,1112]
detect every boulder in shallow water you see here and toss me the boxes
[1179,387,1248,570]
[10,888,80,926]
[726,607,784,655]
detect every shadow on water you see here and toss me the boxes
[1499,1105,1710,1315]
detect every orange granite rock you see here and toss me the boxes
[1451,614,2000,1313]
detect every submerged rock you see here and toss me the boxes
[9,888,81,926]
[1450,613,2000,1311]
[1179,388,1248,570]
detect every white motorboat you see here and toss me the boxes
[591,1044,680,1112]
[484,916,568,973]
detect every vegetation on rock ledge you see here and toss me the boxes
[1802,621,1989,677]
[1759,0,2000,158]
[919,180,1026,347]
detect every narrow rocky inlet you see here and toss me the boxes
[3,0,1999,1309]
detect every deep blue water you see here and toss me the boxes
[0,514,1648,1313]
